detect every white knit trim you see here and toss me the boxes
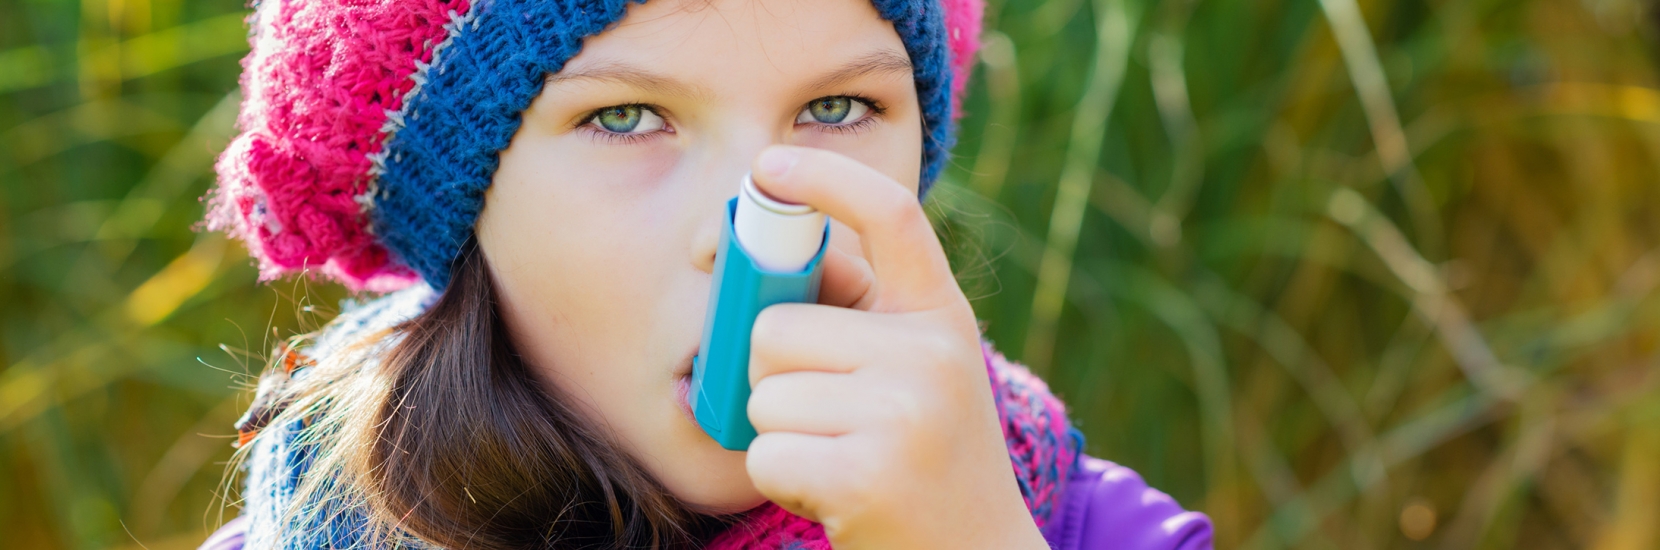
[361,0,482,212]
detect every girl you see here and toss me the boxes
[200,0,1213,548]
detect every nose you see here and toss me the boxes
[691,210,719,274]
[689,127,777,274]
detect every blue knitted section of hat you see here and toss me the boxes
[872,0,955,189]
[372,0,953,289]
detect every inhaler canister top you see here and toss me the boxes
[734,173,826,273]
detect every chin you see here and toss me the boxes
[660,444,768,515]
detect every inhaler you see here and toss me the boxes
[690,173,829,450]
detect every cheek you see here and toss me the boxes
[478,135,673,395]
[479,132,767,512]
[482,130,686,285]
[505,134,681,201]
[789,118,924,195]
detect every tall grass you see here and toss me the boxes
[3,0,1658,548]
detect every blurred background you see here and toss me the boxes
[3,0,1658,547]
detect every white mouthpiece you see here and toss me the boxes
[734,173,825,272]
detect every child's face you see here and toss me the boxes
[475,0,922,513]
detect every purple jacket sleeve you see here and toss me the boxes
[1040,456,1213,550]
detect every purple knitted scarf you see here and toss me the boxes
[703,343,1080,549]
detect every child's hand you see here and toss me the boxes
[743,146,1049,550]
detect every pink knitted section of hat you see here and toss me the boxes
[207,0,471,291]
[941,0,984,118]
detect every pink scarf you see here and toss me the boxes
[706,343,1079,549]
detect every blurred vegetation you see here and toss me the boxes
[3,0,1658,547]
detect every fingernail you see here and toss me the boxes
[757,147,799,180]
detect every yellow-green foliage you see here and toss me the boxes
[2,0,1657,548]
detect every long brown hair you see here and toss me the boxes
[247,241,727,549]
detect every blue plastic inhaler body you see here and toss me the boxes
[690,197,829,450]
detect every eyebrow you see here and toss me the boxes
[803,49,915,91]
[545,62,715,100]
[544,48,914,99]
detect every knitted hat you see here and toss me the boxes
[207,0,984,291]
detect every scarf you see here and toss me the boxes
[238,290,1080,548]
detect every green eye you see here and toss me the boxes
[598,106,642,132]
[588,104,666,135]
[797,96,872,126]
[809,97,851,123]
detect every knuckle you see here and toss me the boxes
[750,307,787,345]
[747,375,802,430]
[830,451,881,503]
[752,304,811,344]
[745,435,790,484]
[910,326,968,377]
[747,435,790,478]
[747,379,777,426]
[746,435,820,515]
[877,190,924,230]
[748,307,795,369]
[922,328,958,361]
[870,385,928,432]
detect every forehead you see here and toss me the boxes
[562,0,909,89]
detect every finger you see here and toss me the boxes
[748,371,866,436]
[748,303,906,385]
[746,431,844,520]
[816,241,875,309]
[753,145,959,311]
